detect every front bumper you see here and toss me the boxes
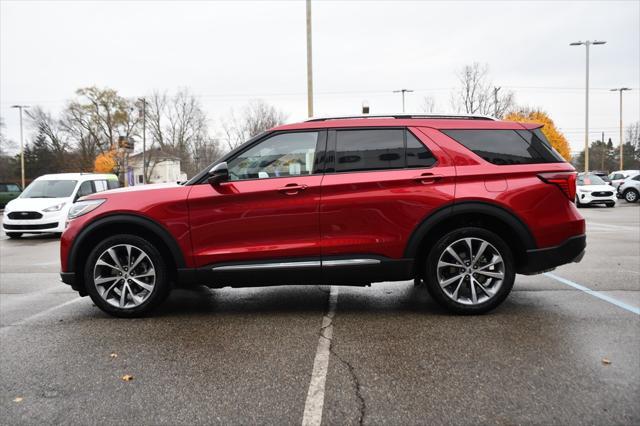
[518,234,586,275]
[2,213,66,233]
[577,191,616,205]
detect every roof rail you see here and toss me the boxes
[305,113,497,122]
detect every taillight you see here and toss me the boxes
[538,172,577,201]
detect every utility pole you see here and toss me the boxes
[601,131,605,171]
[493,87,501,118]
[610,87,631,170]
[138,97,147,184]
[393,89,414,113]
[305,0,314,118]
[570,40,606,173]
[10,105,29,189]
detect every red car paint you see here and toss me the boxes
[60,117,584,280]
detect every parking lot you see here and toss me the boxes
[1,202,638,425]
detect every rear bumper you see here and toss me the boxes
[518,234,586,275]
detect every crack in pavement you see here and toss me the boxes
[329,335,366,426]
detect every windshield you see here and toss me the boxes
[21,180,77,198]
[577,174,606,186]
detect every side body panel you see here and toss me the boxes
[187,176,323,267]
[421,127,585,248]
[319,128,455,260]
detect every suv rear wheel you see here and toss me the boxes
[424,227,515,314]
[624,188,639,203]
[84,234,170,317]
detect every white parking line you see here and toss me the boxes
[1,296,84,331]
[302,286,339,426]
[544,272,640,315]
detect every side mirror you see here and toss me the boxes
[208,162,229,185]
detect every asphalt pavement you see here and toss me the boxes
[1,202,638,425]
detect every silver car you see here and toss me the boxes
[617,174,640,203]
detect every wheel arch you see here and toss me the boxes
[67,214,186,287]
[405,201,537,275]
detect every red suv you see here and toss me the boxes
[60,115,585,317]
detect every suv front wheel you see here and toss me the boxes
[424,227,515,314]
[84,234,170,317]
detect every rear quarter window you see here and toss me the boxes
[442,129,564,165]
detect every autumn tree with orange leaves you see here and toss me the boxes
[94,150,117,173]
[504,108,571,161]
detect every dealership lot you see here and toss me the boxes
[1,204,638,425]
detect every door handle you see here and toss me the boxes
[278,183,308,195]
[413,173,443,184]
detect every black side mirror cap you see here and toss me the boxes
[207,162,229,186]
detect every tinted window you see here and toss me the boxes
[76,181,94,198]
[335,129,404,172]
[443,129,564,165]
[107,180,120,190]
[228,132,318,181]
[6,184,20,192]
[406,132,436,168]
[21,180,77,198]
[0,184,6,192]
[633,175,640,182]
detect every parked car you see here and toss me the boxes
[0,182,22,209]
[617,174,640,203]
[575,173,616,207]
[608,169,640,190]
[2,173,119,238]
[592,170,611,184]
[60,114,586,317]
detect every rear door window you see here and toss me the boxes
[442,129,564,165]
[335,129,404,172]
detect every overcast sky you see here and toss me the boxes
[1,0,639,153]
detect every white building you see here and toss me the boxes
[128,150,187,185]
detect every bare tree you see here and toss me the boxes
[451,63,514,118]
[26,107,70,167]
[0,117,17,156]
[145,89,217,178]
[222,100,287,151]
[419,96,437,113]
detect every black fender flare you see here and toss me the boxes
[403,201,537,259]
[66,214,187,272]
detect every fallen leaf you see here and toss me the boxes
[110,353,118,359]
[13,397,23,403]
[121,374,134,382]
[601,358,611,365]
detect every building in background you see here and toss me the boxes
[127,150,187,185]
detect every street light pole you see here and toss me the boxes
[138,97,147,184]
[305,0,314,118]
[610,87,631,170]
[393,89,414,113]
[10,105,29,189]
[570,40,606,173]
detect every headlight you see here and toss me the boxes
[43,202,66,212]
[67,199,106,220]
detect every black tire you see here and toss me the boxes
[575,197,583,208]
[6,232,23,239]
[606,202,615,208]
[624,188,639,203]
[84,234,170,318]
[424,227,515,315]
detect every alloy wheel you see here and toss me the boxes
[625,190,637,202]
[436,237,505,305]
[93,244,156,309]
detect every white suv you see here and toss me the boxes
[2,173,119,238]
[617,174,640,203]
[609,170,640,190]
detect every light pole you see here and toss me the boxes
[393,89,414,113]
[138,97,147,184]
[570,40,606,173]
[305,0,314,118]
[610,87,631,170]
[10,105,29,189]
